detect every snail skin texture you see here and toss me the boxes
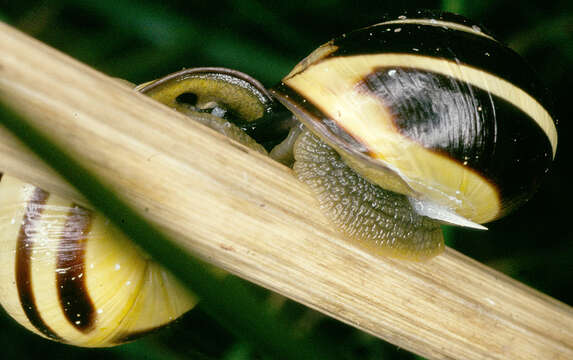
[0,69,272,347]
[271,11,557,260]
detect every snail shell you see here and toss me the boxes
[271,11,557,226]
[0,173,196,346]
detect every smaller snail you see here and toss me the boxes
[0,68,273,347]
[269,10,557,259]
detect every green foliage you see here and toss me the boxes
[0,0,571,358]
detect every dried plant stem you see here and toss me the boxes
[0,21,571,360]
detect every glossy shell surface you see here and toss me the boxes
[272,12,557,224]
[0,174,196,347]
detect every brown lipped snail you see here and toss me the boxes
[0,10,557,347]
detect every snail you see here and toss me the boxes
[269,10,557,259]
[0,69,273,347]
[0,10,557,347]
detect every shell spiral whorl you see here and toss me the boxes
[271,11,557,226]
[0,173,196,347]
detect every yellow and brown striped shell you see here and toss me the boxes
[271,11,557,226]
[0,173,196,347]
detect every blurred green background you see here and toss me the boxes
[0,0,571,359]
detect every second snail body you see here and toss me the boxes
[0,10,557,347]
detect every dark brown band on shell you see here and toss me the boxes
[358,67,552,214]
[16,187,62,340]
[329,17,553,110]
[56,204,96,332]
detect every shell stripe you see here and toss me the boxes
[15,187,62,341]
[56,204,96,332]
[330,21,554,114]
[371,19,496,41]
[14,186,97,340]
[360,66,552,216]
[285,53,557,158]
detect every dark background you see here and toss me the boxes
[0,0,571,359]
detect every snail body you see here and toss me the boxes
[270,11,557,259]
